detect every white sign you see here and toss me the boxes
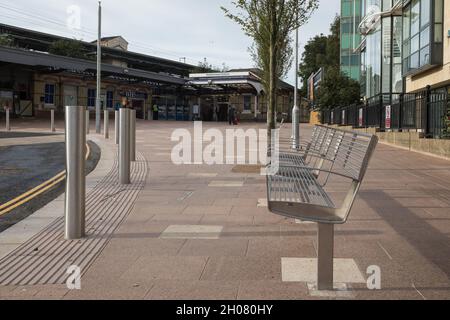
[385,105,392,129]
[0,91,13,99]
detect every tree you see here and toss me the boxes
[298,34,328,96]
[316,66,361,108]
[49,39,87,59]
[299,16,340,97]
[0,34,14,47]
[194,58,229,73]
[299,15,360,109]
[222,0,319,140]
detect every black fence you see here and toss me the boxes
[321,89,450,139]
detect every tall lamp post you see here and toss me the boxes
[95,1,102,134]
[292,18,300,150]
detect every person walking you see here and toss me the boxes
[153,104,159,120]
[228,105,235,126]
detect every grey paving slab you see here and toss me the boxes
[146,280,238,300]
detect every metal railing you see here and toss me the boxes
[320,89,450,139]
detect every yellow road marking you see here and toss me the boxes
[0,172,65,211]
[0,144,91,217]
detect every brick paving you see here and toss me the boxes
[0,119,449,300]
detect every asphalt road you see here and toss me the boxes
[0,140,100,232]
[0,132,60,139]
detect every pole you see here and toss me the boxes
[119,108,131,184]
[115,110,120,145]
[64,106,86,240]
[95,1,102,134]
[86,110,90,135]
[254,95,259,120]
[51,109,55,132]
[317,223,334,290]
[104,109,109,139]
[5,108,10,131]
[130,109,136,162]
[292,19,300,150]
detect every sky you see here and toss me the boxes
[0,0,340,85]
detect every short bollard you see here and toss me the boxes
[119,108,131,184]
[130,109,136,162]
[5,108,10,131]
[86,110,90,135]
[50,109,56,132]
[104,110,110,139]
[65,106,86,240]
[115,110,120,145]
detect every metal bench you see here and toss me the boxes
[266,125,378,290]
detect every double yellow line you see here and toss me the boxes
[0,144,91,217]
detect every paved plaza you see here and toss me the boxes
[0,119,449,300]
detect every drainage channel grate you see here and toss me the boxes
[0,152,147,286]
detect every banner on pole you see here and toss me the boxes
[385,105,392,129]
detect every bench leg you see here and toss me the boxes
[317,223,334,290]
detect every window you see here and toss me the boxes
[402,0,443,74]
[106,91,114,109]
[44,84,55,105]
[243,96,252,112]
[87,89,96,107]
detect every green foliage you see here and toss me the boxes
[0,34,14,47]
[194,59,229,73]
[316,66,361,108]
[443,108,450,139]
[221,0,319,133]
[299,15,360,109]
[48,40,87,59]
[299,15,340,96]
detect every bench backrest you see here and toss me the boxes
[324,125,377,182]
[306,125,378,183]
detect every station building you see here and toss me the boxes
[0,23,301,123]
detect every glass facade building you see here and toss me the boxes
[350,0,445,100]
[402,0,444,75]
[340,0,363,81]
[359,0,404,100]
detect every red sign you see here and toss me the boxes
[385,105,392,129]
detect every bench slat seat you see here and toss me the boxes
[268,166,335,207]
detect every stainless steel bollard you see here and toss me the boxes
[51,109,55,132]
[65,106,86,240]
[130,109,136,162]
[104,110,110,139]
[292,105,300,150]
[86,110,90,135]
[5,108,10,131]
[119,108,131,184]
[115,110,120,145]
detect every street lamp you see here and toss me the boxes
[291,18,300,150]
[95,1,102,134]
